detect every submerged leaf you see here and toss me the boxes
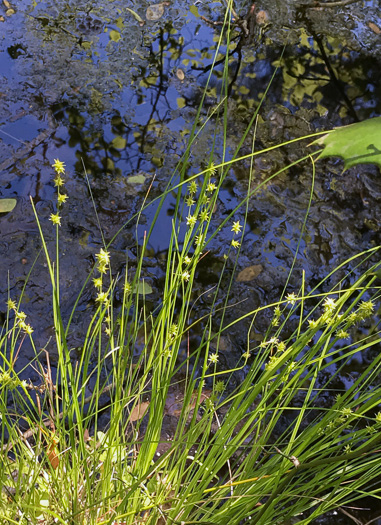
[126,7,144,24]
[129,401,150,422]
[0,198,16,213]
[236,265,263,282]
[137,281,153,295]
[146,3,165,21]
[128,173,146,185]
[313,117,381,170]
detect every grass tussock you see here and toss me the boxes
[2,3,381,523]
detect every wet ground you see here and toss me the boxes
[1,0,381,521]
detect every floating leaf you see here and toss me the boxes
[177,97,186,109]
[81,40,92,49]
[189,5,199,17]
[368,22,381,35]
[176,68,185,81]
[0,198,16,213]
[128,173,146,184]
[312,117,381,170]
[115,16,125,29]
[146,3,165,21]
[137,281,153,295]
[109,29,121,42]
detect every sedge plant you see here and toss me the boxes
[2,2,381,524]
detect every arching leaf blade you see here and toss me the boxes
[312,117,381,170]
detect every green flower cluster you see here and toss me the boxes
[307,298,376,338]
[50,159,68,226]
[6,299,33,335]
[0,370,28,391]
[92,248,112,334]
[1,300,33,392]
[184,163,219,251]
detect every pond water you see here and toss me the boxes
[1,0,381,521]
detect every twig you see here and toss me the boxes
[199,14,225,28]
[307,0,362,7]
[364,516,381,525]
[338,506,364,525]
[221,0,240,21]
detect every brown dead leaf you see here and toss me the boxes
[216,335,230,352]
[48,445,59,469]
[170,389,212,417]
[256,10,269,25]
[146,3,169,21]
[47,437,60,470]
[176,68,185,81]
[3,0,10,8]
[236,264,263,282]
[368,22,381,35]
[129,400,150,422]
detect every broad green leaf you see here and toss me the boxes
[0,198,16,212]
[313,117,381,170]
[136,281,153,295]
[97,431,107,443]
[128,174,146,184]
[39,493,50,507]
[370,270,381,281]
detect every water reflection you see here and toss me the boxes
[0,0,380,387]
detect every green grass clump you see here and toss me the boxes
[2,3,381,523]
[2,149,381,524]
